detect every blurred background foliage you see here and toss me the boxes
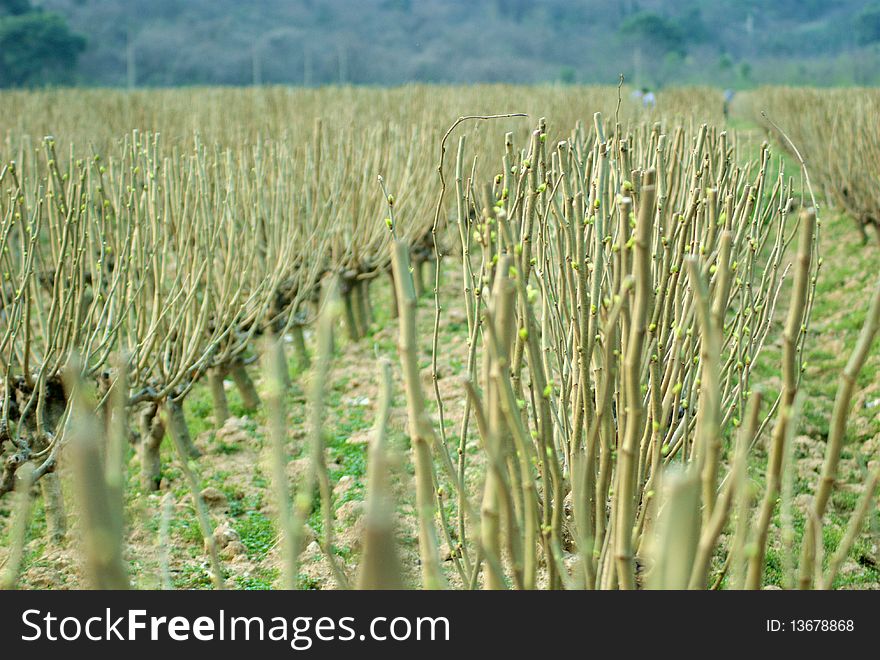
[3,0,880,89]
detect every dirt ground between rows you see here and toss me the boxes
[1,206,878,590]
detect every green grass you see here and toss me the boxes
[233,511,276,559]
[170,508,204,545]
[173,562,216,589]
[296,572,322,590]
[235,566,280,590]
[4,148,876,590]
[743,200,880,588]
[720,121,880,588]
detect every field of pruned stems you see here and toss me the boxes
[0,85,878,591]
[747,86,880,245]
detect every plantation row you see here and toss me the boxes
[1,87,878,590]
[748,87,880,245]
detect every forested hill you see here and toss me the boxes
[7,0,880,88]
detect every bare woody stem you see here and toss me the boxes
[390,240,444,589]
[357,359,404,589]
[799,275,880,589]
[746,208,815,590]
[615,169,656,590]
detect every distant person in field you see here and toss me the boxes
[723,89,736,120]
[641,88,656,110]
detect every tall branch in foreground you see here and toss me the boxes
[391,239,445,589]
[799,275,880,589]
[746,208,815,589]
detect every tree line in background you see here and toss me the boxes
[0,0,84,87]
[3,0,880,89]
